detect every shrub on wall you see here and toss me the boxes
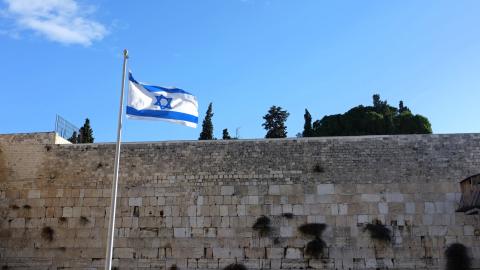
[252,215,272,237]
[223,263,247,270]
[445,243,471,270]
[364,219,391,242]
[313,164,325,173]
[298,223,328,259]
[80,216,90,225]
[305,237,326,259]
[41,226,54,242]
[298,223,327,238]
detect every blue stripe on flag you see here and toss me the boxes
[129,72,193,95]
[126,106,198,123]
[128,72,139,84]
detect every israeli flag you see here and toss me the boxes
[126,72,199,128]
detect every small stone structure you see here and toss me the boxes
[0,132,479,269]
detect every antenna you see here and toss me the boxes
[235,127,241,139]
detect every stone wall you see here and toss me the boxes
[0,132,480,269]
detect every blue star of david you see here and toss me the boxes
[154,95,173,110]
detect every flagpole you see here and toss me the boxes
[105,49,128,270]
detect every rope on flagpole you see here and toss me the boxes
[105,49,128,270]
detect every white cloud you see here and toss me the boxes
[3,0,107,46]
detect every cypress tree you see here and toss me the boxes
[222,128,232,140]
[78,118,94,143]
[373,94,382,108]
[302,109,314,137]
[398,100,410,113]
[262,105,290,138]
[199,103,214,140]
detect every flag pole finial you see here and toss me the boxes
[123,49,128,59]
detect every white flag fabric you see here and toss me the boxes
[126,72,199,128]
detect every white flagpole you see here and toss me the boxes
[105,49,128,270]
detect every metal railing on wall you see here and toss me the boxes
[54,114,79,141]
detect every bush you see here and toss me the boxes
[305,237,326,259]
[298,223,327,238]
[445,243,471,270]
[252,216,272,237]
[41,226,54,242]
[223,263,247,270]
[313,164,324,173]
[364,220,391,242]
[80,216,90,225]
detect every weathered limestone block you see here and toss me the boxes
[317,184,335,195]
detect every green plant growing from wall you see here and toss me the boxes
[313,164,324,173]
[80,216,90,225]
[298,223,328,259]
[298,223,327,238]
[252,215,272,237]
[305,237,326,259]
[223,263,247,270]
[445,243,471,270]
[364,219,391,242]
[41,226,54,242]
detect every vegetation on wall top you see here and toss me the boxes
[302,94,432,137]
[199,103,214,140]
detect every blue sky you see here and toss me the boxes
[1,0,479,142]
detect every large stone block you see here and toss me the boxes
[317,184,335,195]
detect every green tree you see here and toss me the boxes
[262,106,290,138]
[222,128,232,140]
[395,111,432,134]
[199,103,214,140]
[398,100,410,113]
[78,118,94,143]
[311,94,432,136]
[68,131,78,144]
[302,109,314,137]
[373,94,382,108]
